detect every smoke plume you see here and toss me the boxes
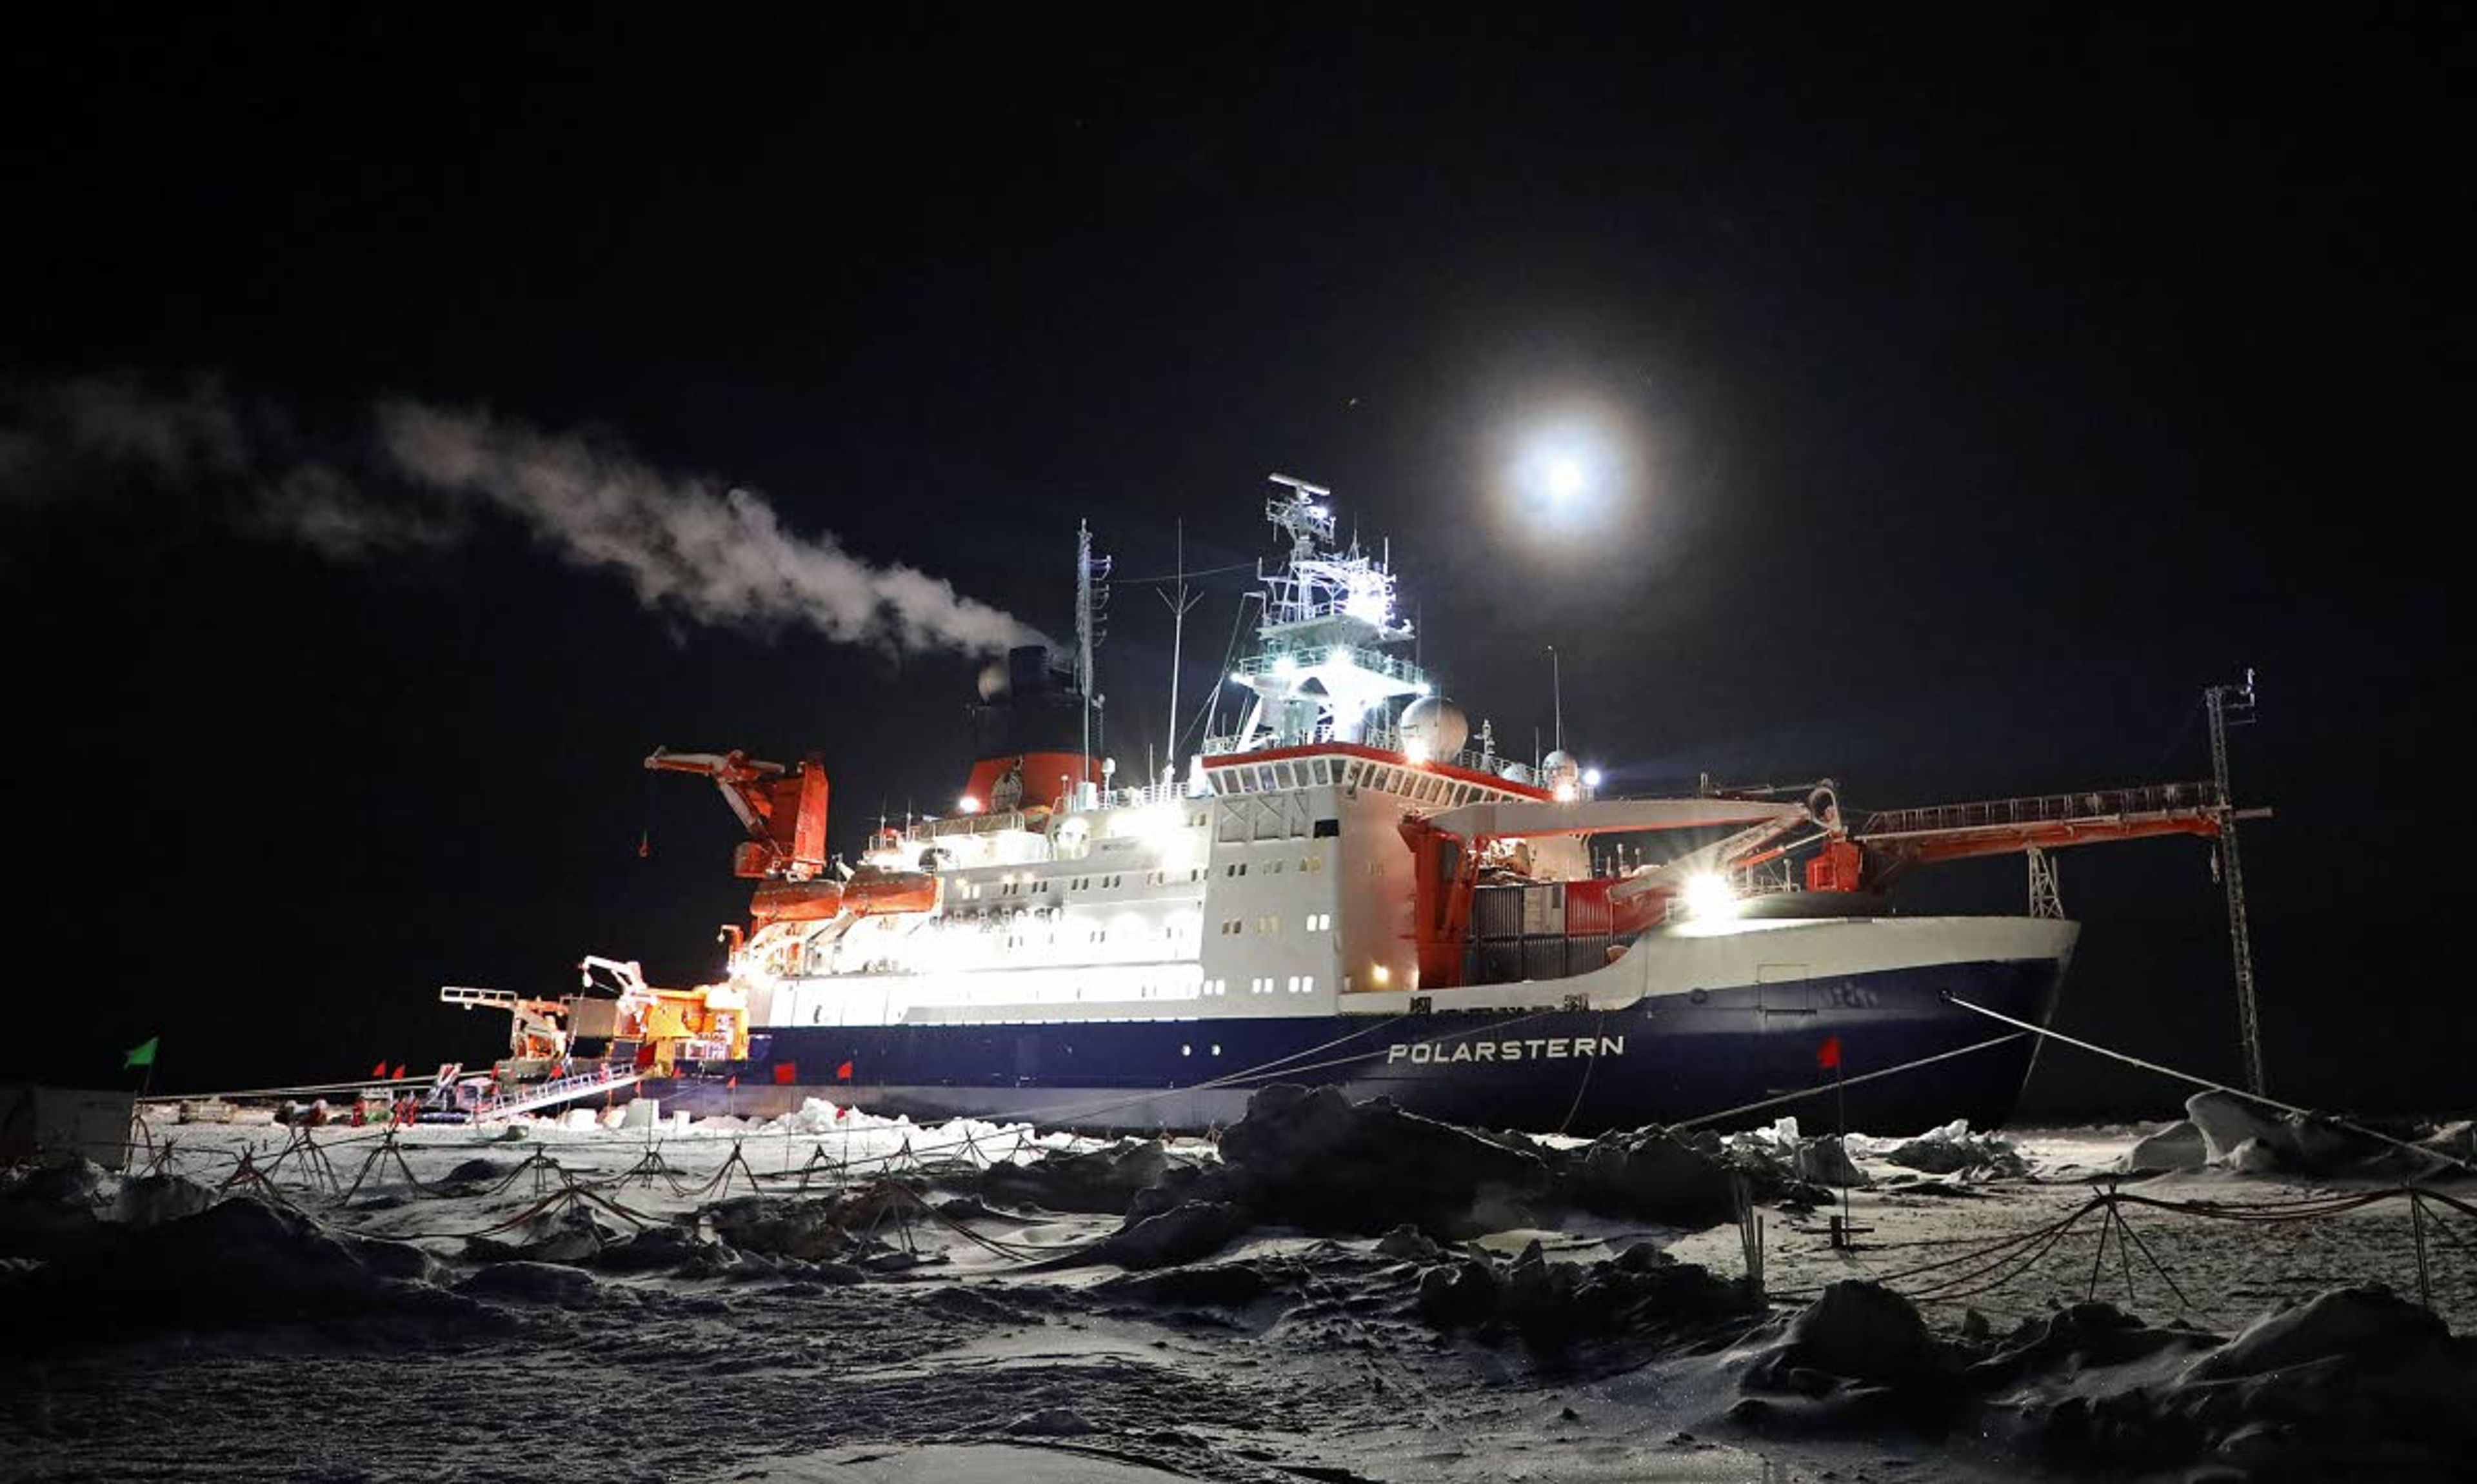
[1,375,1043,656]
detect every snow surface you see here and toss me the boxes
[1,1098,2470,1482]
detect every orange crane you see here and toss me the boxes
[1829,780,2265,893]
[645,747,831,881]
[1396,778,2269,987]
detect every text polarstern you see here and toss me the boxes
[1387,1035,1626,1065]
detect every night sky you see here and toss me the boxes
[4,11,2460,1114]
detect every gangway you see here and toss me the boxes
[419,1062,642,1125]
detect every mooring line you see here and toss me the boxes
[1944,996,2477,1179]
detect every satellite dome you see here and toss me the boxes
[1541,749,1582,795]
[1397,696,1469,761]
[1497,760,1537,784]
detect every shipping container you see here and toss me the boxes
[1567,933,1615,974]
[1521,883,1566,936]
[1474,940,1522,983]
[1564,878,1615,935]
[1522,936,1567,981]
[1472,884,1526,940]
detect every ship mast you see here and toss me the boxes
[1073,522,1111,787]
[1159,517,1202,780]
[1222,475,1429,753]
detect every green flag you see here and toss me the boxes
[123,1036,159,1069]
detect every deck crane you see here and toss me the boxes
[1398,777,2271,989]
[644,747,832,881]
[1828,780,2268,901]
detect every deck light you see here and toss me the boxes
[1682,873,1742,921]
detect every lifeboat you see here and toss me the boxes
[748,880,846,924]
[842,869,937,916]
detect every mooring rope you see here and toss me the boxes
[1945,995,2477,1179]
[1671,1033,2028,1131]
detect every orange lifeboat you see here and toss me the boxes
[842,869,937,916]
[748,880,846,924]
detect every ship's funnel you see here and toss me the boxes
[963,644,1093,814]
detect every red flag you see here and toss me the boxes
[1816,1034,1842,1071]
[835,1060,854,1082]
[392,1064,406,1081]
[726,1074,738,1089]
[372,1060,390,1078]
[835,1104,849,1121]
[772,1062,798,1085]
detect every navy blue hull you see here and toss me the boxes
[650,958,2060,1136]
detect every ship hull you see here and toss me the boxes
[647,953,2060,1136]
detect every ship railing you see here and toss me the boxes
[1251,597,1391,629]
[1856,780,2225,838]
[909,809,1035,842]
[450,1061,644,1125]
[1358,725,1511,777]
[1058,778,1191,815]
[1229,643,1429,688]
[1201,727,1509,779]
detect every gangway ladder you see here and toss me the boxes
[465,1063,644,1124]
[2207,669,2267,1094]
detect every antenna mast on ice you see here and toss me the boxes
[2206,668,2266,1093]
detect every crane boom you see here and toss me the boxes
[645,746,832,880]
[1849,780,2263,889]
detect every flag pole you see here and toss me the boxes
[124,1038,158,1171]
[1835,1052,1851,1239]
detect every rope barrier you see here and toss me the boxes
[1945,994,2477,1179]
